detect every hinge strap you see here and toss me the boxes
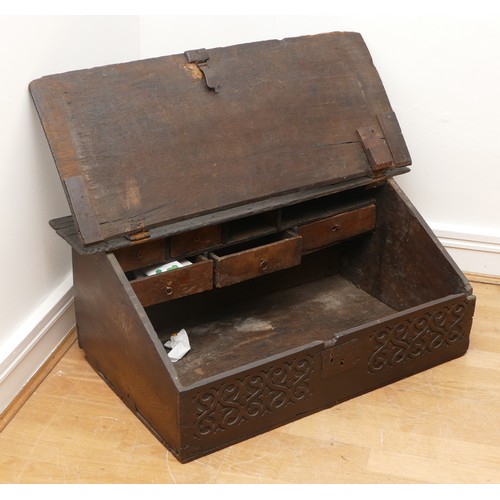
[357,125,394,173]
[126,229,150,242]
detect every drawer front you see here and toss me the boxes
[114,239,166,272]
[212,232,302,288]
[131,257,213,307]
[170,225,222,258]
[297,204,376,252]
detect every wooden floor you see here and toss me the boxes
[0,276,499,484]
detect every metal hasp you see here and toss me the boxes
[184,48,221,92]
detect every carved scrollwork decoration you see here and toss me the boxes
[193,355,314,438]
[368,300,467,374]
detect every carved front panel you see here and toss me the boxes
[192,355,315,439]
[368,299,468,374]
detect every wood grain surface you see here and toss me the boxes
[0,276,498,484]
[30,32,403,245]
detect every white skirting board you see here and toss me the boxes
[433,225,500,279]
[0,273,75,415]
[0,228,499,416]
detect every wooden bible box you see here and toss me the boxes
[30,32,475,463]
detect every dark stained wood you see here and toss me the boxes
[211,231,302,288]
[341,179,473,309]
[48,174,404,255]
[168,275,395,387]
[48,214,75,230]
[297,204,376,252]
[176,292,474,462]
[32,31,475,464]
[170,225,222,258]
[357,125,394,172]
[281,194,376,228]
[225,210,280,244]
[146,246,342,335]
[72,250,182,457]
[63,175,102,243]
[114,238,166,272]
[178,341,326,460]
[131,256,213,307]
[377,111,411,167]
[30,32,408,246]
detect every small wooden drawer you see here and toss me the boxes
[210,230,302,288]
[297,204,376,252]
[170,225,222,258]
[114,238,166,272]
[130,255,213,307]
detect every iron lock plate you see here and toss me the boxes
[321,339,359,378]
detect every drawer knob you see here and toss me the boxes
[260,259,269,271]
[331,224,341,232]
[164,286,173,296]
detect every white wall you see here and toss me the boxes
[0,16,140,411]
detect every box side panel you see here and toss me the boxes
[178,293,474,462]
[342,179,472,310]
[72,250,181,454]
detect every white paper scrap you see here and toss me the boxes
[164,328,191,362]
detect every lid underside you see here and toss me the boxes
[30,31,411,249]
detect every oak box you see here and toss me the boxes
[29,32,475,462]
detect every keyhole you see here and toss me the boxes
[331,224,341,232]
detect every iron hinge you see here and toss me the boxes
[126,229,150,242]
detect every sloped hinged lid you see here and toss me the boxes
[30,31,411,250]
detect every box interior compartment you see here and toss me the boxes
[119,181,469,388]
[146,248,394,387]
